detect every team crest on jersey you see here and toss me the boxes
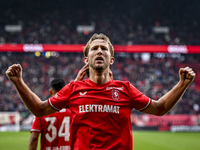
[111,89,120,100]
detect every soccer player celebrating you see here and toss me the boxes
[6,33,195,150]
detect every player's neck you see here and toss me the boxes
[89,68,110,85]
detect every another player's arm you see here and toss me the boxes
[74,63,89,81]
[5,64,56,117]
[28,132,40,150]
[142,67,195,116]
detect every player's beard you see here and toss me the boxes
[90,60,109,71]
[90,63,106,71]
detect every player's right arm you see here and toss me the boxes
[5,64,56,117]
[28,132,40,150]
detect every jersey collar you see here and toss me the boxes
[86,78,113,87]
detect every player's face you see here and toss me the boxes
[85,39,114,71]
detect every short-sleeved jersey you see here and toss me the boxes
[31,109,71,150]
[48,79,151,150]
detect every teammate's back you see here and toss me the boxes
[31,108,71,150]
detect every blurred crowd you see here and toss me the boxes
[0,0,199,120]
[0,0,200,45]
[0,52,199,116]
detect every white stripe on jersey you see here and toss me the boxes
[48,98,60,111]
[138,98,152,111]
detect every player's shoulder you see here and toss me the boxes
[112,79,131,85]
[33,113,57,122]
[59,108,71,113]
[111,80,135,91]
[61,80,87,90]
[70,79,88,84]
[71,79,91,86]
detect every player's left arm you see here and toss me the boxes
[142,67,195,116]
[28,132,40,150]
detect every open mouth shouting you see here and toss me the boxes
[95,56,104,63]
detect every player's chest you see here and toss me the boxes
[68,85,132,115]
[68,86,130,106]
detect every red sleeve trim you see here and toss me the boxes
[138,98,152,111]
[48,98,60,111]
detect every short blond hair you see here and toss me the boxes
[83,33,114,57]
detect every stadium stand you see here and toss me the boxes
[0,0,199,123]
[0,52,199,116]
[0,0,200,45]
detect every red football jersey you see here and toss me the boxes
[31,109,71,150]
[48,79,151,150]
